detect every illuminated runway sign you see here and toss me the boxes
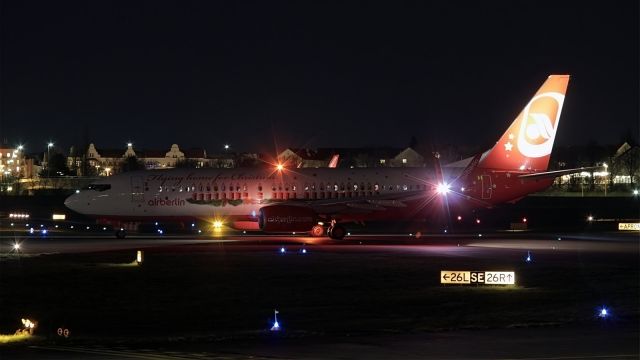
[440,271,515,285]
[618,223,640,231]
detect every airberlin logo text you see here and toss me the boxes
[148,198,186,207]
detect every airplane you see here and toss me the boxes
[65,74,591,239]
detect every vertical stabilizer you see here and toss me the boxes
[479,75,570,171]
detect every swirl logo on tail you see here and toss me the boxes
[517,92,565,158]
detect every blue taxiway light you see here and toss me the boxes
[599,307,609,318]
[270,321,280,331]
[42,229,48,235]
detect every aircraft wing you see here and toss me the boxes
[278,190,427,216]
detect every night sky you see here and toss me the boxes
[1,1,638,155]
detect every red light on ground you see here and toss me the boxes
[457,216,462,221]
[475,219,481,224]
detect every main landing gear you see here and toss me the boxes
[327,221,346,240]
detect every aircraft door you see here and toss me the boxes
[481,175,492,199]
[131,176,145,203]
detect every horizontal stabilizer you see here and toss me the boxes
[518,166,603,180]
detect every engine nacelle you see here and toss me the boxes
[258,205,317,232]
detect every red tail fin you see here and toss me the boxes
[479,75,570,171]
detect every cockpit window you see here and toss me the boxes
[83,184,111,191]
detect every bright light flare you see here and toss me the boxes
[276,163,284,171]
[13,243,21,251]
[213,220,223,229]
[436,183,450,194]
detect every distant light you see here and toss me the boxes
[292,232,296,235]
[557,237,561,241]
[103,227,107,230]
[198,230,202,234]
[633,189,638,196]
[224,144,229,150]
[17,145,23,150]
[127,142,132,147]
[13,243,20,250]
[409,233,413,236]
[70,225,74,229]
[519,165,525,170]
[301,248,307,254]
[276,163,284,171]
[243,230,246,234]
[347,232,351,236]
[191,223,195,227]
[42,229,48,235]
[29,228,34,234]
[280,247,286,254]
[603,163,608,168]
[86,226,90,230]
[10,223,14,226]
[40,224,44,228]
[460,187,465,192]
[522,217,527,223]
[587,215,594,222]
[158,229,163,234]
[48,142,54,147]
[75,189,80,193]
[154,222,158,226]
[436,183,450,194]
[444,229,448,233]
[213,220,223,229]
[476,219,481,224]
[478,233,482,237]
[136,250,143,264]
[525,251,532,263]
[457,215,462,221]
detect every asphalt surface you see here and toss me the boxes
[1,231,638,359]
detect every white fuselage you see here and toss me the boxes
[65,167,446,220]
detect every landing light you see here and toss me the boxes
[276,163,284,171]
[13,243,20,251]
[436,183,450,194]
[587,215,594,222]
[213,220,223,229]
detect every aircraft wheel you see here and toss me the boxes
[115,229,127,239]
[311,225,324,237]
[329,225,346,240]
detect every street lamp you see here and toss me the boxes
[47,142,54,176]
